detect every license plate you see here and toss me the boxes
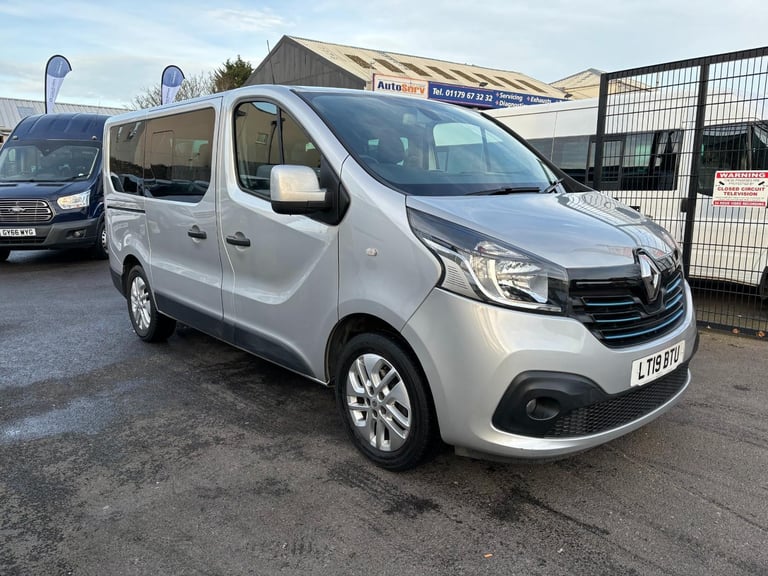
[0,228,35,237]
[631,341,685,387]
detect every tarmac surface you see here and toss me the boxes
[1,249,767,576]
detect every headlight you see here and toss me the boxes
[408,209,568,313]
[57,190,90,210]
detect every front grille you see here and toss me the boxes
[570,268,686,347]
[0,199,53,224]
[543,362,689,437]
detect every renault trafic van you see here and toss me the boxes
[104,86,698,470]
[0,113,110,262]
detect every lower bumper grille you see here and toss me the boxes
[0,235,48,245]
[543,362,689,437]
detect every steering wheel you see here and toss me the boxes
[359,154,379,165]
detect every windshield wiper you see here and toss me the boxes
[541,178,563,194]
[469,179,563,196]
[468,186,541,196]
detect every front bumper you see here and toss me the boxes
[401,283,699,460]
[0,217,100,251]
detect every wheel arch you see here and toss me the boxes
[326,314,400,384]
[120,254,143,296]
[326,314,439,426]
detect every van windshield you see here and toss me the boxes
[0,141,100,183]
[300,91,555,196]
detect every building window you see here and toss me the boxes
[345,54,370,68]
[401,62,431,77]
[428,66,456,80]
[374,59,404,74]
[450,69,481,84]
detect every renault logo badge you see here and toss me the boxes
[639,253,661,302]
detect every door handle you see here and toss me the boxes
[187,226,207,240]
[226,233,251,247]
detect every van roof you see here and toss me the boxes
[10,113,111,142]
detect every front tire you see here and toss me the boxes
[92,219,108,260]
[126,265,176,342]
[0,248,9,262]
[335,333,437,471]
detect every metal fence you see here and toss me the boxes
[593,47,768,338]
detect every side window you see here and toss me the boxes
[752,122,768,171]
[622,132,655,189]
[234,101,320,197]
[526,138,554,160]
[551,136,589,184]
[109,109,214,200]
[588,131,681,191]
[143,108,215,202]
[588,137,623,189]
[698,123,749,196]
[109,121,146,194]
[649,130,681,191]
[283,114,321,172]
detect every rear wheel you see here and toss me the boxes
[0,248,9,262]
[126,265,176,342]
[335,333,437,471]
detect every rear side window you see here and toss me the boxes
[109,108,215,203]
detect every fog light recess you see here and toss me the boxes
[525,397,560,421]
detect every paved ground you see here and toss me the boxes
[1,250,767,576]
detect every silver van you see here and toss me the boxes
[104,86,698,470]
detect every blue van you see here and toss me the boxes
[0,113,111,262]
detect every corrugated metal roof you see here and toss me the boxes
[551,68,652,99]
[0,97,125,136]
[287,36,567,98]
[551,69,605,99]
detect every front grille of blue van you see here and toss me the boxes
[569,267,686,348]
[0,199,53,224]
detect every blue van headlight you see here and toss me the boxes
[409,209,568,313]
[57,190,90,210]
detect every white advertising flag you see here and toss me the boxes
[161,65,185,105]
[45,55,72,113]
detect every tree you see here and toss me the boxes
[212,55,254,93]
[129,70,215,110]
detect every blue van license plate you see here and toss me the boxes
[0,228,36,237]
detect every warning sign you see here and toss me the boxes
[712,171,768,207]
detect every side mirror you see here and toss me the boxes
[270,165,328,214]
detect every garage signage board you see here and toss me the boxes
[372,74,428,99]
[712,171,768,207]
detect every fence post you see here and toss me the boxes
[681,63,710,278]
[593,73,610,191]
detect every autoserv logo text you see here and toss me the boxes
[372,74,428,98]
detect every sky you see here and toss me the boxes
[1,0,767,110]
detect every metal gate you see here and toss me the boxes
[593,47,768,337]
